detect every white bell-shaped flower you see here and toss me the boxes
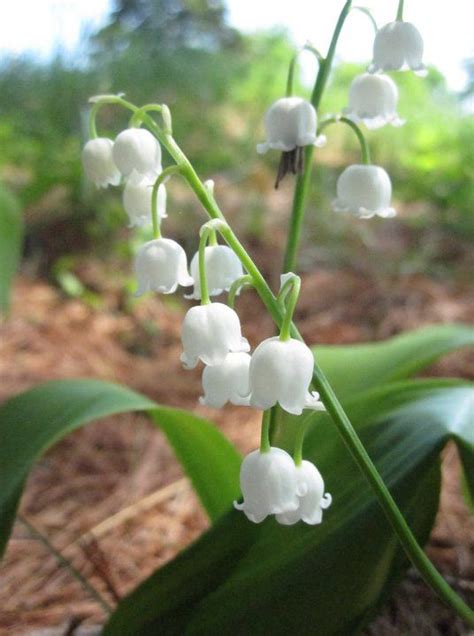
[333,164,396,219]
[199,352,251,408]
[245,336,325,416]
[113,128,162,177]
[123,171,167,228]
[234,448,303,523]
[82,138,121,188]
[180,302,250,370]
[345,73,404,129]
[186,245,243,300]
[257,97,325,154]
[276,460,332,526]
[134,238,193,296]
[369,21,426,75]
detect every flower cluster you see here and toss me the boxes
[256,13,424,218]
[179,267,324,417]
[235,448,332,525]
[82,5,426,528]
[82,127,167,227]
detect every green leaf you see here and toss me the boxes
[0,379,241,557]
[344,378,474,506]
[104,382,473,635]
[148,409,241,521]
[0,184,23,313]
[314,324,474,400]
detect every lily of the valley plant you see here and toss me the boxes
[79,0,474,629]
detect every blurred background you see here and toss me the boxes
[0,1,473,633]
[0,0,473,288]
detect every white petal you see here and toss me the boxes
[134,238,192,296]
[82,138,121,188]
[370,21,424,73]
[235,448,299,523]
[123,171,167,227]
[113,128,162,177]
[333,164,393,219]
[248,337,315,415]
[189,246,243,300]
[200,352,251,408]
[346,73,402,129]
[304,391,326,411]
[181,303,249,369]
[258,97,318,153]
[275,460,331,526]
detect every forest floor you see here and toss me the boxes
[0,258,473,635]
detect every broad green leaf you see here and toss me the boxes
[0,184,23,313]
[147,408,241,521]
[0,379,241,557]
[104,382,473,636]
[314,324,474,400]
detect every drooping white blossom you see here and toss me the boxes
[186,245,243,300]
[113,128,162,177]
[82,138,121,188]
[369,21,426,75]
[180,302,250,370]
[276,460,332,526]
[199,352,251,408]
[245,336,325,416]
[345,73,404,129]
[332,164,396,219]
[257,97,325,154]
[134,238,193,296]
[123,171,167,228]
[234,448,303,523]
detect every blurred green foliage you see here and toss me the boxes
[0,0,471,279]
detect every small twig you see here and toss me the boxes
[80,538,121,604]
[77,478,189,544]
[18,515,112,615]
[63,615,87,636]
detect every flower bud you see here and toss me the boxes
[134,238,193,296]
[345,73,404,129]
[123,171,167,228]
[332,164,396,219]
[245,337,325,416]
[257,97,324,154]
[82,138,121,188]
[186,245,243,300]
[369,22,425,75]
[199,352,251,408]
[113,128,162,177]
[234,448,302,523]
[276,460,332,526]
[180,302,250,370]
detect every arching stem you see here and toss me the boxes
[279,275,301,341]
[151,166,182,239]
[352,6,378,33]
[286,43,324,97]
[228,275,253,308]
[318,116,371,164]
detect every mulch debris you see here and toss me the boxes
[0,269,473,635]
